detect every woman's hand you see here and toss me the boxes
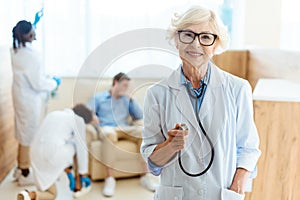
[66,172,76,191]
[80,174,91,188]
[166,125,189,153]
[149,124,188,166]
[229,168,250,194]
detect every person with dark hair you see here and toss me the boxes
[87,72,157,197]
[11,20,61,186]
[17,104,97,200]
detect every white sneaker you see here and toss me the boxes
[140,173,159,192]
[13,168,22,180]
[17,190,31,200]
[73,185,92,198]
[102,176,116,197]
[17,174,34,186]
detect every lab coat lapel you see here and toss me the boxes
[175,87,199,130]
[167,68,199,131]
[199,64,226,139]
[199,85,216,120]
[200,64,225,118]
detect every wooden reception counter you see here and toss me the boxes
[245,79,300,200]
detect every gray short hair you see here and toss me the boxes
[167,6,230,54]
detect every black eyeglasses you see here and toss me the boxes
[177,30,218,46]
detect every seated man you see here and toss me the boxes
[87,72,157,197]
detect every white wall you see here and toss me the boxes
[244,0,282,48]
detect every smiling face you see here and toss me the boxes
[175,22,218,69]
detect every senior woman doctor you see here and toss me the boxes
[141,6,261,200]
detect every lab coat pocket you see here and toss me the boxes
[221,188,245,200]
[154,185,183,200]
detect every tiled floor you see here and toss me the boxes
[0,168,154,200]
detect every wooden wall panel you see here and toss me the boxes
[247,49,300,88]
[0,46,17,183]
[212,50,249,80]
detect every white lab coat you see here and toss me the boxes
[141,64,261,200]
[10,44,57,146]
[30,109,88,191]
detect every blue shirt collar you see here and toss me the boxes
[104,90,112,99]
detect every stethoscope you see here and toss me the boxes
[178,79,215,177]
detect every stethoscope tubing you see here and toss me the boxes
[178,82,215,177]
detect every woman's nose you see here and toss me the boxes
[191,37,202,48]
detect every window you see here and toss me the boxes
[43,0,234,77]
[280,0,300,51]
[1,0,244,77]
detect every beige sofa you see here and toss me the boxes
[70,78,148,180]
[86,122,147,181]
[48,78,152,181]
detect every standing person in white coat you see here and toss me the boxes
[11,20,61,186]
[17,104,94,200]
[141,6,261,200]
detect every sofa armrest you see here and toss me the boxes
[86,124,99,145]
[132,119,144,126]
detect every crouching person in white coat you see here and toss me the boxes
[17,104,95,200]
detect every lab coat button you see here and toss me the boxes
[198,189,203,195]
[174,196,179,200]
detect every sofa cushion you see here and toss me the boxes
[89,140,139,162]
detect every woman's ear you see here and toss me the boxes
[211,40,219,55]
[175,37,179,49]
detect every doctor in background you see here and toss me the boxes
[141,6,261,200]
[11,20,60,186]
